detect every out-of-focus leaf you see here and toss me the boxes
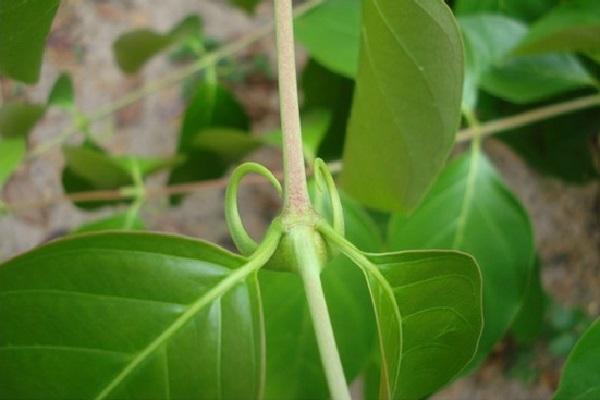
[481,52,595,104]
[454,0,559,22]
[389,152,535,368]
[343,0,464,212]
[0,0,60,83]
[47,72,75,109]
[168,80,249,203]
[0,232,265,399]
[0,103,46,139]
[301,59,354,160]
[72,213,146,234]
[194,129,261,162]
[229,0,262,14]
[262,110,331,163]
[459,14,595,106]
[62,144,180,209]
[555,318,600,400]
[511,258,546,344]
[113,15,202,74]
[0,138,26,188]
[295,0,361,78]
[516,0,600,55]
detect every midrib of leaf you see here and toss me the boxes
[94,232,280,400]
[451,142,480,249]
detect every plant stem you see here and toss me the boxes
[274,0,311,214]
[292,226,351,400]
[456,93,600,142]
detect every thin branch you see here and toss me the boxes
[456,94,600,142]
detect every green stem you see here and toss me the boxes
[274,0,311,215]
[291,226,351,400]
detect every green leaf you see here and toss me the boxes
[324,226,482,400]
[0,0,60,83]
[454,0,559,22]
[113,16,202,74]
[301,59,354,160]
[511,258,546,344]
[0,138,26,188]
[555,318,600,400]
[62,144,180,209]
[0,103,46,139]
[295,0,361,78]
[260,187,381,400]
[459,14,595,106]
[388,151,535,368]
[368,251,482,399]
[516,0,600,55]
[47,72,75,109]
[229,0,262,14]
[72,213,146,234]
[0,232,267,399]
[481,52,595,104]
[168,80,249,203]
[194,128,261,163]
[343,0,464,212]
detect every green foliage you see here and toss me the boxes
[72,213,146,234]
[389,151,535,368]
[459,14,595,106]
[516,0,600,55]
[511,259,546,344]
[295,0,361,78]
[555,318,600,400]
[343,0,463,212]
[113,16,202,74]
[168,80,250,203]
[454,0,558,21]
[229,0,262,14]
[0,232,267,399]
[0,138,26,188]
[0,0,60,83]
[47,72,75,109]
[0,103,46,139]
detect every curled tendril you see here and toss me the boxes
[225,162,283,256]
[313,158,344,237]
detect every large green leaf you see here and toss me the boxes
[343,0,463,212]
[295,0,361,78]
[459,14,595,106]
[324,226,482,400]
[516,0,600,55]
[260,187,380,400]
[511,258,546,344]
[454,0,559,21]
[388,151,535,368]
[0,232,267,399]
[555,318,600,400]
[368,251,482,399]
[168,80,249,203]
[0,0,60,83]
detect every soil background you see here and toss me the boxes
[1,1,598,399]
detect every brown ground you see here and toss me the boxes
[1,0,598,398]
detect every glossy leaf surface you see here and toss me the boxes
[343,0,463,212]
[369,251,482,399]
[0,232,265,399]
[295,0,361,78]
[0,0,60,83]
[389,151,535,368]
[516,0,600,55]
[555,318,600,400]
